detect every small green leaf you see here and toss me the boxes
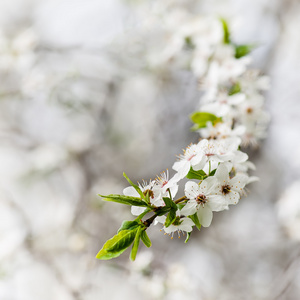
[220,18,230,44]
[141,230,152,248]
[99,194,149,207]
[190,112,221,130]
[155,206,171,216]
[188,213,201,231]
[235,44,255,59]
[118,220,140,233]
[186,168,207,180]
[144,190,150,204]
[209,169,216,176]
[177,203,185,210]
[184,36,195,49]
[185,232,191,243]
[123,172,144,199]
[130,226,142,261]
[162,197,177,209]
[96,229,138,260]
[165,209,177,228]
[228,82,241,95]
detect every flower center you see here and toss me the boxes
[173,216,182,226]
[222,185,231,195]
[143,189,154,199]
[162,181,168,187]
[205,153,214,157]
[246,107,253,114]
[196,194,207,205]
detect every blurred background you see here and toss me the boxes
[1,0,300,299]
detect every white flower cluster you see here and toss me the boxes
[122,9,269,239]
[124,137,250,235]
[145,6,270,147]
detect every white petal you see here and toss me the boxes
[197,206,213,227]
[172,160,186,172]
[214,164,230,183]
[228,93,246,104]
[192,156,206,171]
[216,153,234,162]
[180,200,198,216]
[168,184,179,198]
[198,139,208,148]
[154,215,166,225]
[247,176,259,184]
[200,176,218,194]
[232,150,248,163]
[184,181,200,199]
[207,195,228,212]
[179,219,194,232]
[164,225,177,234]
[123,186,139,197]
[226,191,240,205]
[230,174,248,190]
[131,206,146,216]
[245,161,256,170]
[168,173,181,185]
[190,153,204,167]
[173,161,191,178]
[222,161,233,172]
[151,197,165,207]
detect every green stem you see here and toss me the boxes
[143,196,188,228]
[174,196,187,204]
[143,214,157,228]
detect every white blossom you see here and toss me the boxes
[123,180,154,216]
[156,211,194,236]
[172,143,205,179]
[182,179,227,227]
[214,164,248,206]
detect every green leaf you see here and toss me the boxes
[98,194,149,207]
[155,206,171,216]
[186,168,207,180]
[123,172,144,199]
[177,203,185,210]
[130,226,142,261]
[141,230,152,248]
[188,213,201,231]
[185,232,191,243]
[209,169,216,176]
[184,36,195,49]
[235,44,255,59]
[165,209,177,228]
[220,18,230,44]
[144,191,150,204]
[190,112,221,130]
[96,229,138,260]
[162,197,177,209]
[228,82,241,95]
[118,220,140,233]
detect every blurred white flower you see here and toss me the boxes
[277,181,300,241]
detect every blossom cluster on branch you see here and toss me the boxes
[97,15,269,261]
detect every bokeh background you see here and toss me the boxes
[1,0,300,299]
